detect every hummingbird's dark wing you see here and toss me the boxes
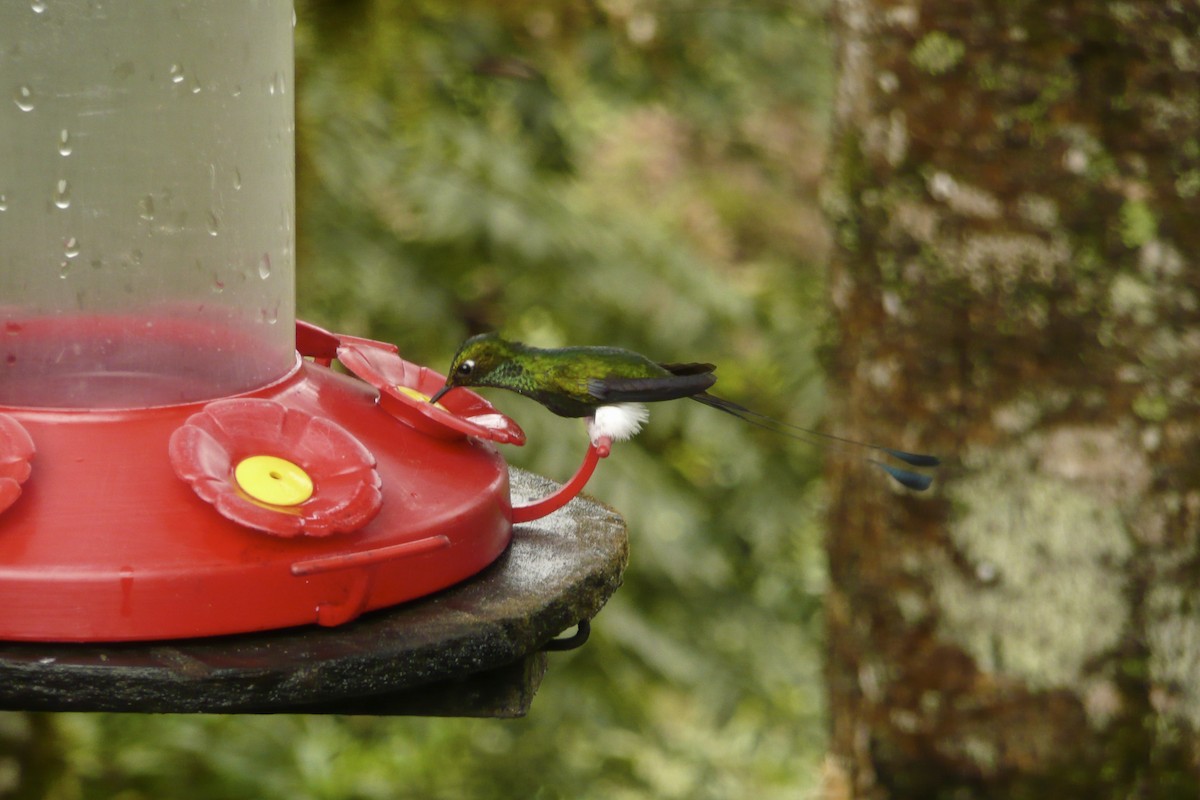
[656,362,716,377]
[586,363,716,404]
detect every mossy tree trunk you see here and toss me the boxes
[823,2,1200,797]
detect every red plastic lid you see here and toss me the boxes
[0,320,521,641]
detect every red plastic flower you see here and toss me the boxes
[169,399,382,537]
[295,319,340,367]
[336,335,525,445]
[0,414,34,515]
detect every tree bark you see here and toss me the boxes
[824,1,1200,797]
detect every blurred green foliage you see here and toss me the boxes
[40,1,834,797]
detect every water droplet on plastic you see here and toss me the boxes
[0,194,8,212]
[5,354,16,367]
[138,195,154,221]
[31,0,47,13]
[169,63,185,85]
[232,167,242,190]
[257,253,271,280]
[57,128,72,156]
[206,211,220,236]
[63,236,80,258]
[58,261,71,279]
[14,85,34,112]
[5,322,22,335]
[212,273,225,293]
[53,179,70,209]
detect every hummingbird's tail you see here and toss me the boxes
[691,393,940,491]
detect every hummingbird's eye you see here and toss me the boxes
[457,359,475,376]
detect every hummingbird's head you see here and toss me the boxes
[429,332,515,404]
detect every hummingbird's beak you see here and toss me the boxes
[428,384,452,405]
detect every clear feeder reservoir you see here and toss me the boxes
[0,1,295,408]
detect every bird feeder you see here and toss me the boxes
[0,0,621,698]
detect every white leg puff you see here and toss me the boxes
[586,403,649,446]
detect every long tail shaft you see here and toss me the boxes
[691,393,939,491]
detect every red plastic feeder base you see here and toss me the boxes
[0,320,527,642]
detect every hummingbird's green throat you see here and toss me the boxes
[429,333,940,491]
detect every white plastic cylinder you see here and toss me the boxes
[0,1,295,407]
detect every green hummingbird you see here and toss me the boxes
[428,332,939,490]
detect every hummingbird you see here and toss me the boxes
[428,333,939,490]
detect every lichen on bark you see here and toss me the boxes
[935,438,1137,696]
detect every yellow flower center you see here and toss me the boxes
[395,385,446,409]
[234,455,314,507]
